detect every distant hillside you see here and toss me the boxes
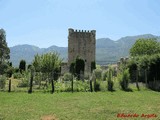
[10,34,160,66]
[10,45,68,67]
[96,34,160,65]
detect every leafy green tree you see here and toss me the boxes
[0,29,10,63]
[130,38,160,56]
[32,52,62,93]
[19,60,26,73]
[0,29,10,75]
[6,62,14,77]
[32,54,41,72]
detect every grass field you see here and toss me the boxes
[0,90,160,120]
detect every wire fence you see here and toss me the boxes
[1,69,160,92]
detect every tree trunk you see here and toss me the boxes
[51,79,54,94]
[93,74,96,92]
[71,75,73,93]
[28,71,34,94]
[145,69,148,87]
[136,70,140,91]
[51,71,54,94]
[90,79,93,92]
[8,79,11,92]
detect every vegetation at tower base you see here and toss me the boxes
[75,57,85,80]
[69,56,85,80]
[91,61,96,73]
[69,62,75,75]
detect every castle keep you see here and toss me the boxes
[68,28,96,73]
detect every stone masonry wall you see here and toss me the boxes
[68,28,96,73]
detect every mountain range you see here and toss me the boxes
[10,34,160,67]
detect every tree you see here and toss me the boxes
[32,52,62,93]
[130,38,160,56]
[129,38,160,91]
[28,65,35,94]
[0,62,8,75]
[118,68,130,91]
[32,54,41,72]
[0,29,10,63]
[0,29,10,75]
[107,66,114,91]
[19,60,26,73]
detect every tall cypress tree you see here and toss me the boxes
[0,29,10,63]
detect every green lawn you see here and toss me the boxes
[0,90,160,120]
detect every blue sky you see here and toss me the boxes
[1,0,160,48]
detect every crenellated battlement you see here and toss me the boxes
[68,28,96,35]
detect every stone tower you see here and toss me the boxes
[68,28,96,73]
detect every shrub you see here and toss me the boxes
[17,72,30,87]
[14,67,19,73]
[108,80,114,91]
[63,73,73,81]
[0,75,6,89]
[13,72,22,79]
[55,80,90,92]
[94,81,100,92]
[93,69,102,80]
[118,69,130,90]
[71,80,90,92]
[99,81,107,91]
[74,80,90,92]
[107,68,114,91]
[102,70,107,81]
[17,77,29,87]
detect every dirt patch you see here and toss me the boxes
[41,115,59,120]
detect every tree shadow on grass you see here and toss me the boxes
[122,88,133,92]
